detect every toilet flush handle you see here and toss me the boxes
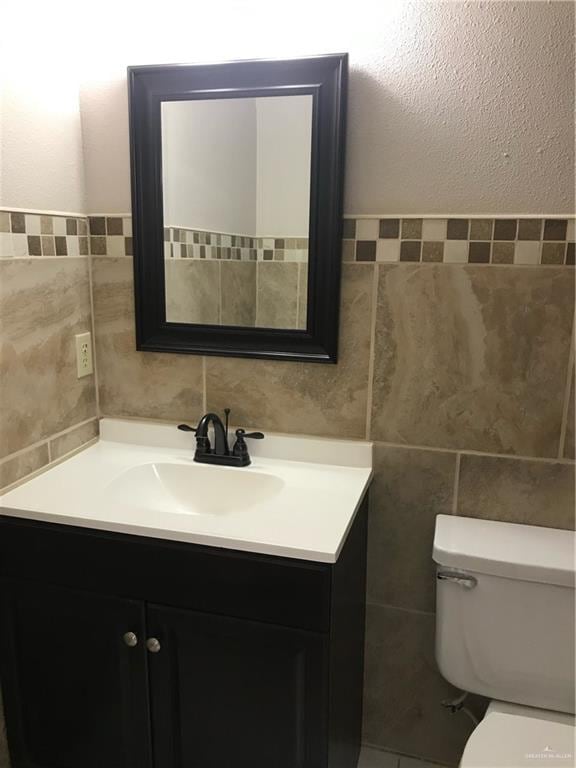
[437,570,477,589]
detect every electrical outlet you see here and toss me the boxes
[75,332,94,378]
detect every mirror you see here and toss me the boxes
[161,95,312,329]
[129,54,347,362]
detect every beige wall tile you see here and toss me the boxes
[221,262,256,327]
[49,419,99,462]
[0,259,97,460]
[165,260,220,325]
[206,264,374,438]
[0,443,49,491]
[91,257,204,421]
[371,265,574,457]
[256,262,298,329]
[363,604,475,766]
[458,454,575,530]
[368,445,456,612]
[564,369,575,460]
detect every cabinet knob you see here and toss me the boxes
[146,637,161,653]
[123,631,138,648]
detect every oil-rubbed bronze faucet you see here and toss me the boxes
[178,409,264,467]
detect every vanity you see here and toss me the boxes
[0,419,372,768]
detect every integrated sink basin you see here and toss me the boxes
[0,418,373,562]
[106,462,285,516]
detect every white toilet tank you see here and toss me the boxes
[433,515,575,715]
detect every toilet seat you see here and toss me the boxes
[460,700,575,768]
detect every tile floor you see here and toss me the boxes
[359,746,450,768]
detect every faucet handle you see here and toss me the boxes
[235,429,264,440]
[177,424,197,433]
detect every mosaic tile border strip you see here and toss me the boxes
[342,217,575,265]
[88,216,133,257]
[0,211,90,258]
[164,226,308,263]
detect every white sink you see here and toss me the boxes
[0,418,373,562]
[106,462,285,516]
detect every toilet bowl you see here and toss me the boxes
[433,515,575,768]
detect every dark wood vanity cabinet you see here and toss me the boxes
[0,496,367,768]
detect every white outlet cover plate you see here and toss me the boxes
[75,332,93,378]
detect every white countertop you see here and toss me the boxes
[0,419,373,563]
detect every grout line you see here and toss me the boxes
[0,438,99,495]
[365,599,436,618]
[0,417,99,466]
[87,252,101,417]
[451,454,461,515]
[558,316,575,459]
[370,438,575,464]
[364,264,379,440]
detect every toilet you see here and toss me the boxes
[433,514,575,768]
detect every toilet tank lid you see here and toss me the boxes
[433,515,575,588]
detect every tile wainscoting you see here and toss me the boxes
[1,210,575,766]
[0,214,99,494]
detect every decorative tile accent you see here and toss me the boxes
[401,219,422,239]
[342,217,574,265]
[357,241,377,262]
[469,219,493,240]
[542,242,566,265]
[0,211,90,258]
[399,241,421,262]
[517,219,542,240]
[468,241,490,263]
[379,219,400,238]
[342,219,356,239]
[494,219,517,240]
[447,219,469,239]
[160,225,308,263]
[421,219,447,240]
[544,219,567,240]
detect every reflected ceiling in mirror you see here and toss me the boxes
[161,95,312,330]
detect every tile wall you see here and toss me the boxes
[1,211,575,766]
[165,259,307,328]
[0,211,99,494]
[89,214,575,766]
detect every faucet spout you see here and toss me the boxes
[195,412,229,456]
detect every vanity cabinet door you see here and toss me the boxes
[0,580,153,768]
[147,604,328,768]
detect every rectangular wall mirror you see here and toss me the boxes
[129,54,347,362]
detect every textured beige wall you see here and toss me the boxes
[79,0,574,215]
[0,81,86,213]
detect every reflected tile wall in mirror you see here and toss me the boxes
[161,95,312,330]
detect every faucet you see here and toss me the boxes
[178,408,264,467]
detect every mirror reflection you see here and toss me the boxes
[161,95,312,330]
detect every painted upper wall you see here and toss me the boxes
[255,96,312,237]
[78,0,574,215]
[0,77,86,213]
[162,99,257,234]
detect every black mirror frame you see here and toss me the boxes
[128,53,347,364]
